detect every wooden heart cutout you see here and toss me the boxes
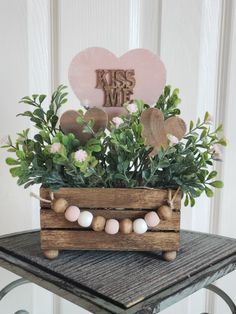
[60,108,108,145]
[68,47,166,118]
[140,108,186,156]
[140,108,168,154]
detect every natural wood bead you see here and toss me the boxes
[43,249,59,259]
[119,218,133,234]
[51,198,68,213]
[162,251,177,262]
[157,205,172,220]
[91,216,106,232]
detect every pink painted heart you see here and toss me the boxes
[68,47,166,118]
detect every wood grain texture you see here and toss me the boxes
[84,107,108,131]
[60,110,92,144]
[0,231,236,313]
[164,116,187,140]
[140,108,167,155]
[40,188,181,252]
[40,209,180,231]
[40,230,180,251]
[40,187,181,209]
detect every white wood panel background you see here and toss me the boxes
[0,0,235,313]
[0,1,33,313]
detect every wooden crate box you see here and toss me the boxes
[40,187,181,261]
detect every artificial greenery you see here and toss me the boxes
[1,85,226,206]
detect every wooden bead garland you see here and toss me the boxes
[31,188,180,235]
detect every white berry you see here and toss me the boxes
[133,218,148,234]
[78,211,93,227]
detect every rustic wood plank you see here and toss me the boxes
[0,231,236,313]
[40,230,180,251]
[40,209,180,231]
[40,187,181,209]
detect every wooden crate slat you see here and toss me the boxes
[40,209,180,231]
[40,187,181,209]
[40,230,180,251]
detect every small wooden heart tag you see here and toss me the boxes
[140,108,186,155]
[60,108,108,145]
[140,108,168,156]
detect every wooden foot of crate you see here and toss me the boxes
[162,251,177,262]
[43,249,59,260]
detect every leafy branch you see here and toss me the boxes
[1,85,226,205]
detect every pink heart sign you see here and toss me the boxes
[68,47,166,118]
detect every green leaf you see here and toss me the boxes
[88,145,101,152]
[16,150,25,159]
[6,157,19,165]
[200,129,207,139]
[164,85,171,97]
[189,120,194,131]
[158,160,169,168]
[10,167,21,177]
[204,111,209,123]
[205,186,214,197]
[32,94,39,100]
[207,171,217,180]
[218,138,227,146]
[184,194,189,206]
[51,115,58,129]
[209,180,224,188]
[7,148,16,152]
[39,94,46,103]
[17,111,33,118]
[34,134,44,144]
[33,108,44,119]
[190,195,195,207]
[215,124,223,133]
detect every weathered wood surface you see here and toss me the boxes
[40,187,181,209]
[40,188,181,252]
[0,230,236,314]
[40,209,180,231]
[40,230,180,251]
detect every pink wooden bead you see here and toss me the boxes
[144,211,160,228]
[105,219,119,235]
[65,206,80,222]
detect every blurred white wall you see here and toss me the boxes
[0,1,33,313]
[0,1,235,313]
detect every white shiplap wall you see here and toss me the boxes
[0,0,235,313]
[0,1,33,313]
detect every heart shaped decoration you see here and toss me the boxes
[68,47,166,118]
[60,108,108,145]
[140,108,187,156]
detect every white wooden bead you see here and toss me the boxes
[78,211,93,227]
[133,218,148,234]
